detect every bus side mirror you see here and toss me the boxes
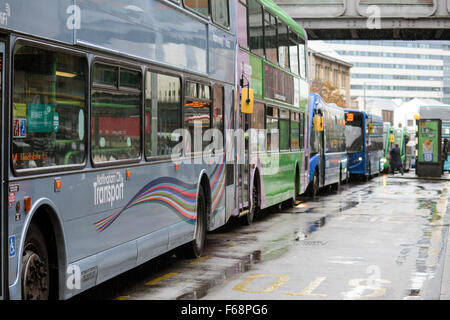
[389,133,395,143]
[241,88,254,114]
[313,115,324,132]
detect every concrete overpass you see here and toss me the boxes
[275,0,450,40]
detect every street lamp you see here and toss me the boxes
[362,80,384,112]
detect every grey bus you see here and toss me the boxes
[0,0,311,300]
[1,0,237,300]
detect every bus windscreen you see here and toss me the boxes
[345,112,364,152]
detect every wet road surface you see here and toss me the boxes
[75,172,450,300]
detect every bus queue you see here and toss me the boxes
[0,0,421,300]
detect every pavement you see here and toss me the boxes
[389,169,450,300]
[439,172,450,299]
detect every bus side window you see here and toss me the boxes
[213,85,224,154]
[145,72,182,159]
[266,106,279,152]
[290,112,300,150]
[211,0,229,28]
[299,111,305,150]
[184,82,211,157]
[12,44,87,170]
[91,65,141,164]
[279,108,290,151]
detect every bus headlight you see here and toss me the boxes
[358,157,363,162]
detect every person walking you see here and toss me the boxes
[442,138,449,174]
[389,144,404,175]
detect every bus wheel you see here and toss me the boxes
[244,180,258,225]
[21,224,50,300]
[293,169,299,204]
[178,185,207,258]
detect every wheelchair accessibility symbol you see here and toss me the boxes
[8,235,16,258]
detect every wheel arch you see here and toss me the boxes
[197,170,212,230]
[21,199,67,300]
[251,167,261,209]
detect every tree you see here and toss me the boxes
[311,79,346,108]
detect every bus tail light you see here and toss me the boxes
[24,196,32,211]
[55,179,61,191]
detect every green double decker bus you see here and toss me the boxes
[235,0,310,224]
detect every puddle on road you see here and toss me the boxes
[176,250,262,300]
[262,215,330,261]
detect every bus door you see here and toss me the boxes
[238,112,250,210]
[0,41,5,300]
[312,109,325,186]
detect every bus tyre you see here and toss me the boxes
[293,169,299,205]
[178,185,207,259]
[21,224,50,300]
[244,180,259,225]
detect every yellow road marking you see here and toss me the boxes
[233,274,290,294]
[190,255,211,265]
[284,277,327,297]
[145,272,178,286]
[114,296,130,300]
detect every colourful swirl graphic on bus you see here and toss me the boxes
[210,161,225,216]
[94,177,198,232]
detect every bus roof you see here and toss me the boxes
[344,109,383,120]
[420,105,450,121]
[259,0,307,40]
[309,93,343,112]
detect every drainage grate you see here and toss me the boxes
[298,240,328,246]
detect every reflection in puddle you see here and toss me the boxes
[177,250,262,300]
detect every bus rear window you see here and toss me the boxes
[12,44,87,170]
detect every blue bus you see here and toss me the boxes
[307,93,347,196]
[345,110,384,180]
[0,0,311,300]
